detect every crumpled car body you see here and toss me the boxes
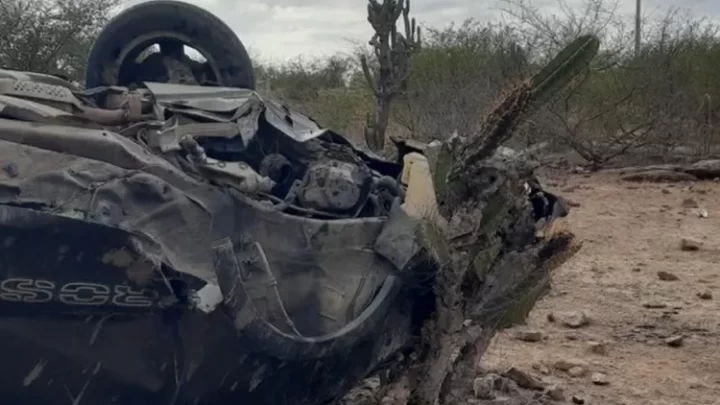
[0,2,570,403]
[0,70,428,405]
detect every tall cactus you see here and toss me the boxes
[360,0,421,152]
[450,34,600,179]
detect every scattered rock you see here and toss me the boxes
[546,312,556,323]
[572,395,586,404]
[621,170,697,183]
[587,341,607,355]
[591,372,609,385]
[643,301,668,309]
[494,376,519,394]
[473,375,496,400]
[553,359,588,372]
[657,271,679,281]
[661,188,671,194]
[515,330,543,342]
[544,385,565,401]
[564,333,580,341]
[680,238,703,251]
[681,198,700,208]
[503,367,545,390]
[688,378,709,389]
[568,366,586,378]
[532,363,551,375]
[665,335,684,347]
[560,311,591,329]
[697,290,713,300]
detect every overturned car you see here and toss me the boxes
[0,1,585,405]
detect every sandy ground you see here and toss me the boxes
[480,172,720,405]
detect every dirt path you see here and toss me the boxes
[480,173,720,405]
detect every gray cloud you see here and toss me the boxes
[120,0,720,62]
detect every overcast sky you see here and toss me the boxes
[122,0,718,63]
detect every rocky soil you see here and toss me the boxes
[475,171,720,405]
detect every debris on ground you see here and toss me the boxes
[680,238,703,251]
[658,271,680,281]
[665,335,685,347]
[560,311,592,329]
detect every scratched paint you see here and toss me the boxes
[22,360,47,387]
[248,364,267,392]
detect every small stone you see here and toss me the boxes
[662,189,671,194]
[564,333,580,341]
[591,372,609,385]
[688,378,708,389]
[532,363,551,375]
[587,341,608,355]
[680,238,703,251]
[657,271,679,281]
[553,359,588,372]
[547,312,556,323]
[503,367,545,390]
[568,366,586,377]
[473,375,496,399]
[515,330,543,342]
[697,291,713,300]
[682,198,699,208]
[643,301,668,309]
[544,385,565,401]
[560,311,591,329]
[572,395,586,404]
[494,376,518,394]
[665,335,684,347]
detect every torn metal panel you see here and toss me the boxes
[143,81,255,102]
[0,68,80,91]
[0,95,76,122]
[152,119,242,152]
[0,78,81,109]
[262,97,329,142]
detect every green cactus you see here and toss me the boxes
[361,0,421,152]
[452,34,601,171]
[530,35,601,108]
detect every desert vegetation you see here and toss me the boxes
[256,0,720,167]
[4,0,719,167]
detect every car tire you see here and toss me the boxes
[85,0,255,89]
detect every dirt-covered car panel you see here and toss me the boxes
[0,60,421,405]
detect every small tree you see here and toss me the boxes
[0,0,120,81]
[360,0,421,152]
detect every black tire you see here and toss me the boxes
[85,0,255,89]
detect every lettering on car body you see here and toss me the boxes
[0,278,157,307]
